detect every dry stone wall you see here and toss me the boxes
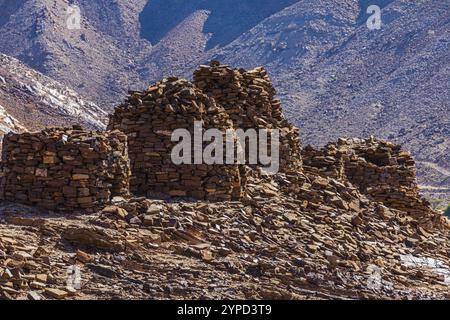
[0,61,436,218]
[0,127,130,212]
[108,62,303,201]
[303,137,432,218]
[107,78,245,201]
[193,61,302,171]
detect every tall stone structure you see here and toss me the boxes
[193,61,302,171]
[108,62,302,201]
[107,78,245,201]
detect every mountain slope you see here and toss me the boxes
[0,0,151,109]
[139,0,299,49]
[0,104,26,135]
[0,0,300,107]
[0,53,107,135]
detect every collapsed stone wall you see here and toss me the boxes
[107,78,245,201]
[0,127,130,212]
[303,137,432,218]
[193,61,302,171]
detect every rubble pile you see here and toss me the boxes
[193,61,302,171]
[107,78,245,201]
[1,173,450,300]
[0,127,130,212]
[302,138,439,225]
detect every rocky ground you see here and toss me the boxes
[1,169,450,300]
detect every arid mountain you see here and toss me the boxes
[0,104,26,136]
[0,0,448,196]
[0,53,107,136]
[139,0,299,50]
[0,0,151,109]
[0,0,302,107]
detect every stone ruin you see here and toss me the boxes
[302,137,434,219]
[107,61,301,201]
[0,61,438,219]
[107,78,245,201]
[0,127,130,212]
[193,61,302,171]
[0,61,302,210]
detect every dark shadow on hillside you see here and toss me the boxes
[139,0,299,50]
[0,0,28,28]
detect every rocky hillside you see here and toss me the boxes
[0,53,107,137]
[1,175,450,300]
[0,0,151,109]
[0,104,26,136]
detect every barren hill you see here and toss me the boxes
[0,53,107,136]
[0,0,151,109]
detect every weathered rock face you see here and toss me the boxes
[107,78,245,201]
[193,61,302,171]
[0,127,130,212]
[303,137,434,221]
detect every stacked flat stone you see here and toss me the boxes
[107,78,245,201]
[193,61,302,171]
[302,144,345,179]
[0,127,130,212]
[302,137,433,218]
